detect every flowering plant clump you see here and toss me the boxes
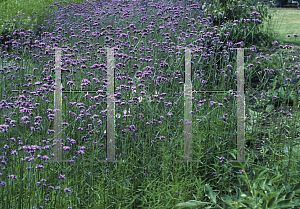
[0,0,299,208]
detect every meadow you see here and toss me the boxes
[0,0,300,208]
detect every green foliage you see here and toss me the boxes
[201,0,278,49]
[0,0,88,56]
[0,13,41,55]
[175,155,300,208]
[195,0,282,85]
[0,0,48,34]
[268,85,300,107]
[249,75,300,110]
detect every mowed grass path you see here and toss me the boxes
[260,8,300,45]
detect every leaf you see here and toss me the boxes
[285,191,295,200]
[204,184,217,204]
[272,76,278,91]
[264,184,272,193]
[251,170,258,182]
[293,198,300,205]
[275,199,296,208]
[278,87,285,98]
[220,195,232,205]
[256,169,269,182]
[237,175,248,185]
[236,206,248,209]
[246,124,252,132]
[266,104,274,112]
[264,187,278,198]
[284,183,291,192]
[266,185,275,193]
[268,174,283,186]
[175,200,211,208]
[240,198,254,204]
[248,109,262,126]
[292,182,300,193]
[255,189,267,200]
[267,196,277,208]
[260,179,266,191]
[278,185,286,196]
[235,187,242,203]
[251,168,268,185]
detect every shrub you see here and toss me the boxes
[202,0,278,49]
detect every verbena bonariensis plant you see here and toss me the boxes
[0,0,299,208]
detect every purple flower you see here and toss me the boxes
[129,125,136,132]
[64,188,72,194]
[63,146,70,151]
[59,174,65,179]
[42,155,49,161]
[0,181,6,186]
[220,156,225,163]
[221,117,227,122]
[35,164,44,169]
[78,150,84,155]
[7,174,17,179]
[210,101,216,105]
